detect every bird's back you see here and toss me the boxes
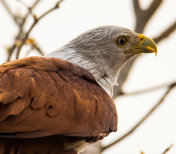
[0,56,117,153]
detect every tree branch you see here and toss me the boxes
[118,81,176,97]
[1,0,19,25]
[15,0,64,59]
[153,21,176,43]
[20,0,41,29]
[7,44,17,61]
[161,144,173,154]
[133,0,141,17]
[145,0,163,21]
[102,83,176,152]
[133,0,163,33]
[6,0,41,61]
[32,43,44,56]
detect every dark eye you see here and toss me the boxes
[116,37,128,47]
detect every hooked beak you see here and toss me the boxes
[125,34,157,56]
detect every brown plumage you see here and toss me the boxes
[0,56,117,153]
[0,26,157,153]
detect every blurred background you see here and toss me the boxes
[0,0,176,153]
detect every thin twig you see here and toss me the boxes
[15,0,64,59]
[161,144,173,154]
[6,0,41,61]
[118,81,176,97]
[7,44,17,61]
[1,0,19,25]
[20,0,41,28]
[101,83,176,152]
[153,21,176,43]
[32,44,44,56]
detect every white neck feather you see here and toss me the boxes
[45,48,117,97]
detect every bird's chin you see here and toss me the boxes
[124,51,138,59]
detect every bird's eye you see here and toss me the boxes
[116,37,128,47]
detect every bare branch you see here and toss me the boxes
[133,0,163,33]
[7,44,17,61]
[1,0,18,25]
[32,43,44,56]
[133,0,141,17]
[16,0,64,59]
[161,144,173,154]
[102,83,176,152]
[24,43,44,57]
[145,0,163,20]
[20,0,41,28]
[6,0,41,61]
[153,21,176,43]
[117,81,176,97]
[30,0,41,9]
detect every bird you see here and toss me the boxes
[0,26,157,154]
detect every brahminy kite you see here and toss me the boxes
[0,26,157,154]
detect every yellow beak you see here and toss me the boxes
[125,34,157,56]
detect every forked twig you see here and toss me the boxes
[6,0,41,61]
[15,0,64,59]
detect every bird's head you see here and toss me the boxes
[48,26,157,96]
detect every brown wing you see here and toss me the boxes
[0,56,117,138]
